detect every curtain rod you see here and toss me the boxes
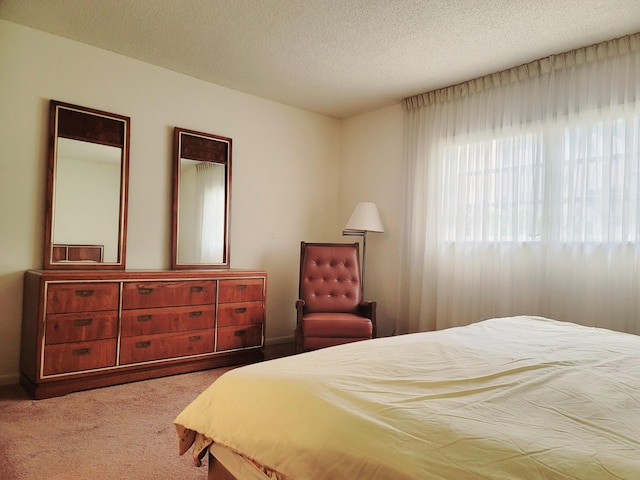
[403,32,640,111]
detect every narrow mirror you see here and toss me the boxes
[44,100,129,269]
[172,128,231,269]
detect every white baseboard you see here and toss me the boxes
[0,373,20,386]
[265,335,294,346]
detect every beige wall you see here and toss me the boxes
[339,104,404,337]
[0,20,405,385]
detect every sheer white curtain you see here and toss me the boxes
[398,33,640,335]
[195,162,226,262]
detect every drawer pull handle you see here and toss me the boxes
[75,289,94,297]
[189,311,203,317]
[234,330,246,337]
[137,287,154,295]
[73,348,91,356]
[234,307,247,314]
[137,315,152,322]
[73,318,93,327]
[135,341,151,349]
[189,335,202,342]
[236,284,247,290]
[190,286,204,293]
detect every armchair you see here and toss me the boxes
[295,242,377,353]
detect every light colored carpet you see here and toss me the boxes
[0,367,234,480]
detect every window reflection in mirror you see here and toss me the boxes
[172,128,231,269]
[178,160,226,263]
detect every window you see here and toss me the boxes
[400,34,640,335]
[440,112,640,244]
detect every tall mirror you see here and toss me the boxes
[172,127,231,269]
[44,100,130,269]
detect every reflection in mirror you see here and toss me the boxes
[44,101,129,269]
[54,139,121,262]
[172,128,231,269]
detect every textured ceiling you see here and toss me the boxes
[1,0,639,119]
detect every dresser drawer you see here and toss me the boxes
[217,302,263,327]
[218,279,264,303]
[45,312,118,344]
[217,325,263,351]
[46,282,119,314]
[121,305,215,336]
[43,339,117,376]
[121,280,216,309]
[119,331,214,364]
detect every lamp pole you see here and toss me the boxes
[342,229,367,294]
[342,201,384,297]
[361,230,368,293]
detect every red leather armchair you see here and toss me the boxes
[295,242,377,353]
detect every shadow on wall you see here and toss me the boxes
[0,270,26,384]
[257,242,300,343]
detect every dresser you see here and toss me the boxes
[21,269,267,399]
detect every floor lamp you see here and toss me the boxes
[342,202,384,294]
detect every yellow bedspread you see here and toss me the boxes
[174,316,640,479]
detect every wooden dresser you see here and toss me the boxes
[21,269,267,399]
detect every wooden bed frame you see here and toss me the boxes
[207,444,274,480]
[208,453,236,480]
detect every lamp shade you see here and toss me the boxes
[344,202,384,233]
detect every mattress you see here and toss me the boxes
[175,316,640,479]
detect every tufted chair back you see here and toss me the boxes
[299,243,362,313]
[295,241,376,353]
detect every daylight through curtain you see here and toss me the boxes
[195,162,226,263]
[398,33,640,335]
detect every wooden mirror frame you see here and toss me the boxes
[43,100,130,270]
[171,127,232,270]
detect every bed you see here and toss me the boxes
[174,316,640,479]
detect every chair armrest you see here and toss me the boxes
[358,301,377,338]
[357,300,376,317]
[295,299,306,330]
[295,299,306,353]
